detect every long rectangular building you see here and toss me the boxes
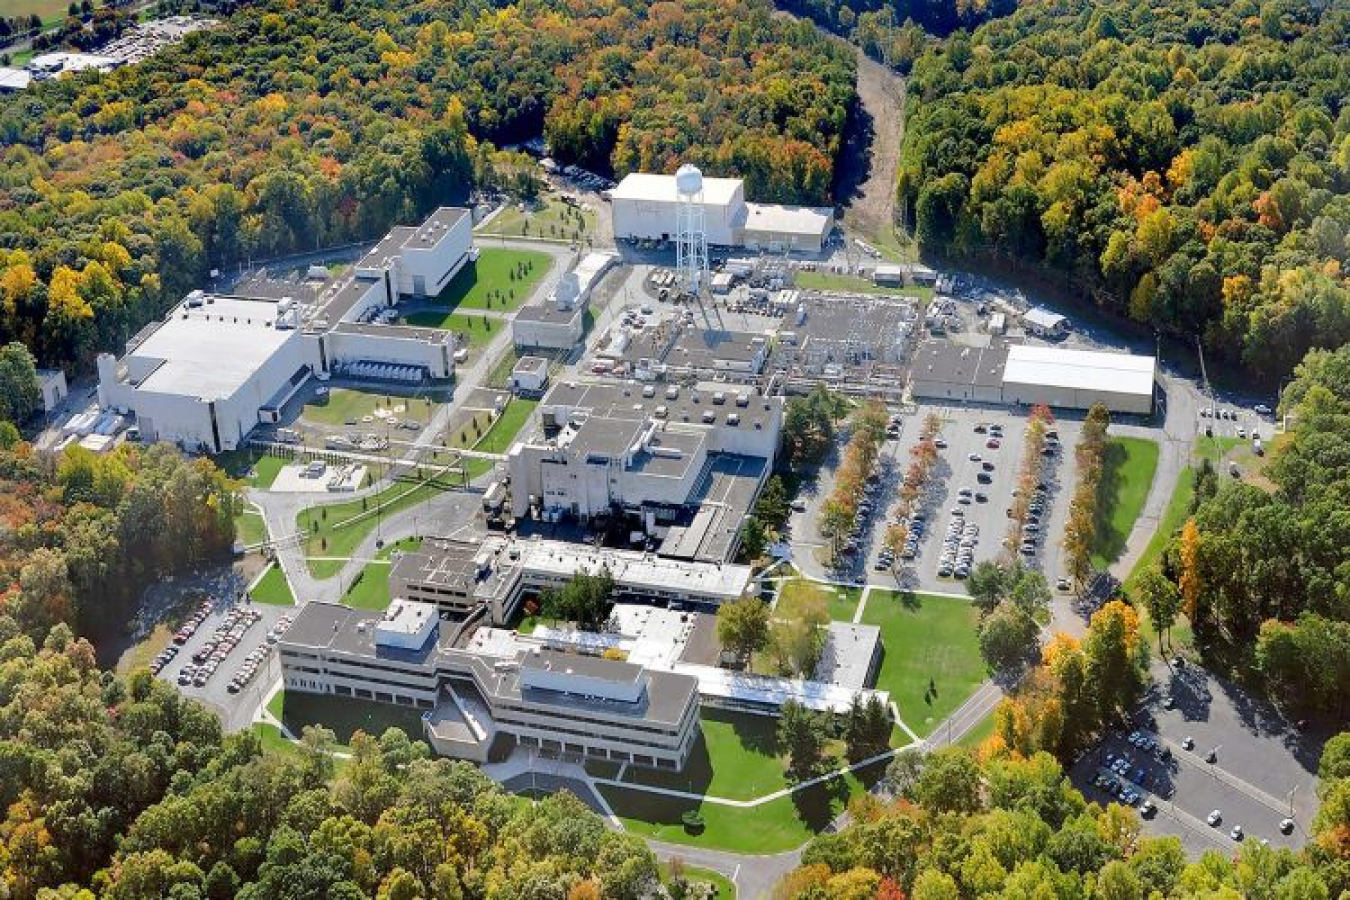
[279,600,700,770]
[909,340,1156,415]
[388,534,756,623]
[610,171,835,253]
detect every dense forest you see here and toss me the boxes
[0,0,853,368]
[896,0,1350,375]
[0,434,238,643]
[778,739,1350,898]
[1131,343,1350,717]
[0,624,665,898]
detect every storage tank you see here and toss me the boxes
[676,164,703,197]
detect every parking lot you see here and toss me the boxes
[1070,661,1319,855]
[155,598,292,731]
[862,404,1084,593]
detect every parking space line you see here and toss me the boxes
[1157,735,1294,816]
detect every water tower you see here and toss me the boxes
[675,163,710,296]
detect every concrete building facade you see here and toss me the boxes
[279,600,701,769]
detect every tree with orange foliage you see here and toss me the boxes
[1177,518,1203,627]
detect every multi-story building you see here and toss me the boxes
[279,600,701,770]
[96,208,472,452]
[387,534,756,624]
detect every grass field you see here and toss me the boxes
[0,0,72,26]
[861,591,984,737]
[1090,437,1160,568]
[621,709,787,800]
[777,579,859,623]
[269,689,426,748]
[477,196,595,241]
[216,449,289,489]
[601,760,885,854]
[235,509,268,546]
[660,862,735,899]
[794,270,933,300]
[296,473,460,576]
[429,248,553,313]
[340,562,394,610]
[406,311,504,348]
[475,399,538,454]
[302,389,435,428]
[249,564,296,606]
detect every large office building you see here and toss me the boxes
[909,340,1157,415]
[388,534,756,624]
[507,380,781,561]
[610,171,835,253]
[279,600,701,769]
[97,208,473,452]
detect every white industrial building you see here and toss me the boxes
[512,252,616,351]
[909,340,1156,415]
[610,170,835,253]
[98,208,473,452]
[507,380,782,561]
[36,369,68,413]
[1002,344,1156,414]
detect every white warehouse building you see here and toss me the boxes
[98,208,473,453]
[908,340,1157,415]
[610,170,834,253]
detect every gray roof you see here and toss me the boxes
[667,328,767,367]
[515,302,584,324]
[539,380,779,434]
[329,321,452,345]
[628,428,706,479]
[910,340,1008,389]
[514,356,549,375]
[570,416,647,460]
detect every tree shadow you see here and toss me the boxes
[833,94,876,209]
[1092,440,1128,562]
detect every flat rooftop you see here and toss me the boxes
[910,340,1008,389]
[515,302,584,324]
[666,327,768,367]
[816,622,881,691]
[514,356,549,376]
[515,537,753,601]
[568,416,648,460]
[611,172,743,207]
[538,380,780,436]
[742,202,833,238]
[1003,344,1156,397]
[628,428,706,480]
[128,296,296,398]
[329,321,452,345]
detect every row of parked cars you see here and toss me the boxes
[226,615,292,694]
[937,513,980,579]
[839,463,893,559]
[176,607,263,689]
[170,599,217,647]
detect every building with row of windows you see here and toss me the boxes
[280,600,700,770]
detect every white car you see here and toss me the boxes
[1207,810,1222,826]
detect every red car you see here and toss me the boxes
[986,438,1001,449]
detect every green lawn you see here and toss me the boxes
[269,689,426,747]
[250,564,296,606]
[296,473,460,576]
[601,760,885,854]
[621,709,787,800]
[661,862,735,899]
[0,0,74,26]
[341,561,394,610]
[794,270,933,300]
[477,196,595,241]
[405,311,504,348]
[777,579,858,623]
[302,389,435,428]
[1090,437,1160,568]
[216,449,289,489]
[426,248,553,314]
[475,399,538,454]
[235,509,268,546]
[861,591,984,737]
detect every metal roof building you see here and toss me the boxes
[1002,344,1156,414]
